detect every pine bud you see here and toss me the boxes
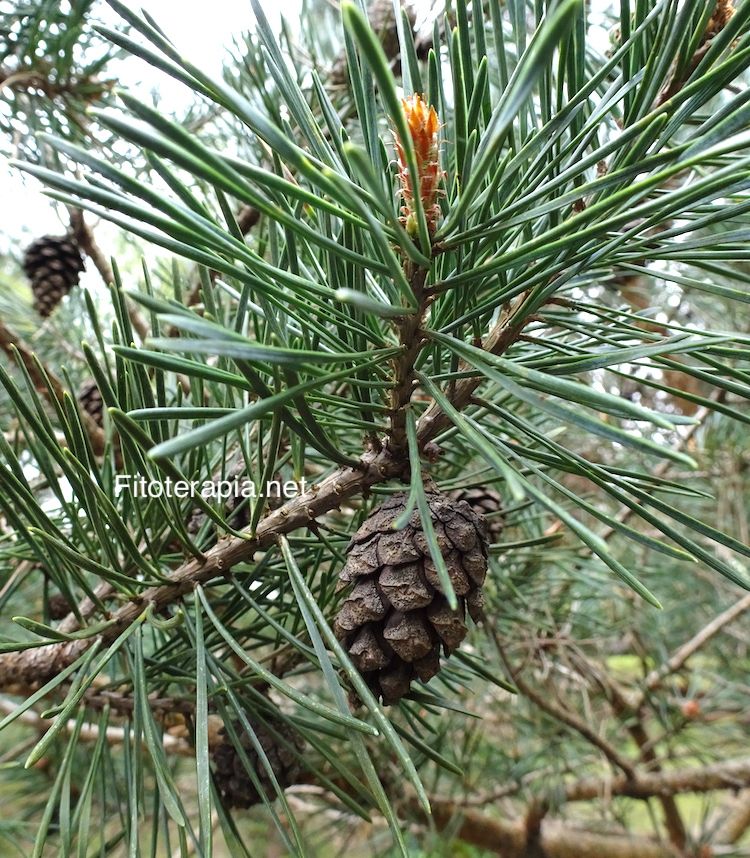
[395,94,442,237]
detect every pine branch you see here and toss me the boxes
[717,790,750,845]
[492,632,637,780]
[415,293,532,446]
[0,695,197,756]
[563,757,750,802]
[0,444,399,687]
[641,590,750,696]
[69,210,150,342]
[386,264,429,457]
[408,757,750,856]
[181,205,262,310]
[0,65,110,102]
[0,356,510,690]
[407,794,677,858]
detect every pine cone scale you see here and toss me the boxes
[449,486,505,542]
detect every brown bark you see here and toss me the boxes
[69,210,150,342]
[387,265,429,457]
[421,796,677,858]
[417,754,750,858]
[717,790,750,844]
[564,757,750,802]
[0,445,402,687]
[494,635,636,779]
[642,591,750,695]
[416,293,530,444]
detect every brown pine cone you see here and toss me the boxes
[449,485,504,542]
[334,489,489,705]
[212,716,304,809]
[23,234,85,317]
[77,379,104,427]
[47,592,72,621]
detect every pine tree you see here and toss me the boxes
[1,1,750,856]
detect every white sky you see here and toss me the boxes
[0,0,301,256]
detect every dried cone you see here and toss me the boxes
[77,379,104,428]
[334,489,489,705]
[47,592,72,621]
[449,486,505,543]
[212,716,304,809]
[23,235,85,317]
[704,0,735,42]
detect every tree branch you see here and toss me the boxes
[416,293,531,446]
[408,794,677,858]
[0,277,540,693]
[387,264,429,457]
[69,210,150,342]
[563,756,750,803]
[564,647,687,851]
[717,790,750,845]
[641,590,750,695]
[493,633,637,780]
[0,445,403,687]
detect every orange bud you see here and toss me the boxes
[394,93,442,237]
[681,699,701,719]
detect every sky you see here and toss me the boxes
[0,0,301,255]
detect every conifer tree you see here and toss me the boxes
[1,1,750,856]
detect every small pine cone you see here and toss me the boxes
[23,235,85,317]
[212,716,304,809]
[48,592,72,621]
[225,490,250,530]
[334,489,489,705]
[449,486,504,542]
[369,0,412,64]
[77,379,104,427]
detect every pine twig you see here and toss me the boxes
[492,632,637,780]
[564,757,750,803]
[641,590,750,697]
[0,695,197,756]
[717,790,750,845]
[415,292,532,446]
[405,792,676,858]
[386,263,429,458]
[0,358,520,690]
[69,210,150,342]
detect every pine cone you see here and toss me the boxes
[47,592,72,621]
[23,235,85,317]
[77,379,104,427]
[334,489,489,705]
[449,486,504,542]
[212,716,304,809]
